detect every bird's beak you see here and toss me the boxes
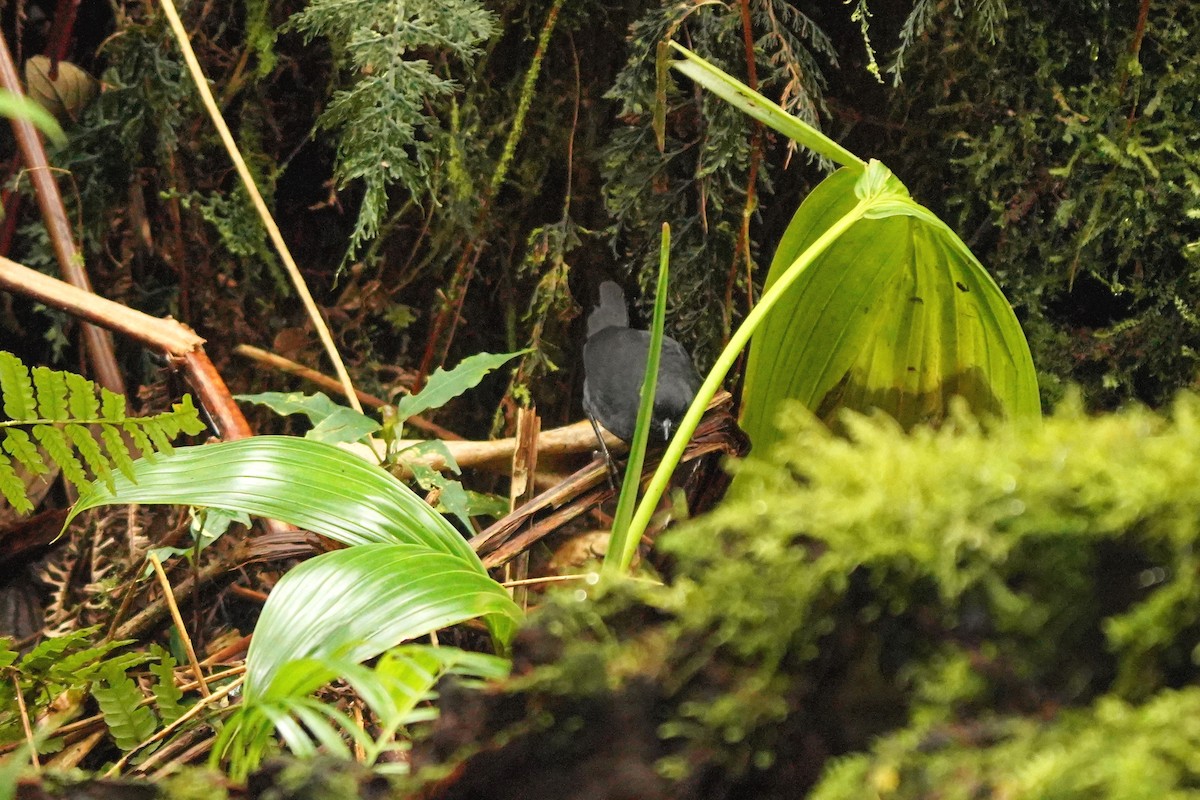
[661,419,673,442]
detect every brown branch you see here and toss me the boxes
[182,350,253,440]
[0,256,204,356]
[0,31,125,395]
[1122,0,1153,130]
[0,255,260,444]
[724,0,763,405]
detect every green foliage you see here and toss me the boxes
[740,161,1038,446]
[884,1,1200,407]
[393,349,526,427]
[241,543,519,702]
[0,628,142,751]
[287,0,497,264]
[94,661,158,752]
[69,436,483,559]
[240,349,525,447]
[601,1,839,366]
[1,631,200,771]
[235,391,382,444]
[0,352,206,514]
[607,225,671,573]
[888,0,1009,81]
[148,645,186,727]
[215,643,509,780]
[626,52,1038,546]
[70,434,521,776]
[240,349,524,529]
[812,688,1200,799]
[482,392,1200,793]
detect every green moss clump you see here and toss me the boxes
[421,394,1200,797]
[882,1,1200,407]
[813,688,1200,800]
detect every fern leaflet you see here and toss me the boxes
[149,645,186,726]
[95,661,158,752]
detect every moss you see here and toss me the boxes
[417,394,1200,797]
[881,1,1200,408]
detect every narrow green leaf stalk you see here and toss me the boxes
[668,42,865,171]
[619,200,873,570]
[605,224,672,574]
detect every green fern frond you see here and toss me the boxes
[18,626,104,673]
[287,0,497,266]
[0,351,207,514]
[50,638,135,684]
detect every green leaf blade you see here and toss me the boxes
[740,166,1040,459]
[0,88,67,144]
[668,42,865,171]
[68,436,482,564]
[244,543,521,701]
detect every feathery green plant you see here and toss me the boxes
[0,351,206,514]
[0,627,191,759]
[287,0,497,266]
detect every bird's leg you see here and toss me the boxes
[587,413,620,490]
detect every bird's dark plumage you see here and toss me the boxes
[583,282,700,443]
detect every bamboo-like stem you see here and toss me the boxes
[417,0,567,382]
[148,552,211,698]
[12,675,40,771]
[157,0,363,414]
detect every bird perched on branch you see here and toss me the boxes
[582,281,701,456]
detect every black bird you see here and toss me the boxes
[583,281,701,451]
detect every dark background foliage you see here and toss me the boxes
[5,0,1197,424]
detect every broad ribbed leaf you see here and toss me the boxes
[244,544,522,700]
[67,436,479,564]
[741,165,1040,454]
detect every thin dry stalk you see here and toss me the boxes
[148,552,211,697]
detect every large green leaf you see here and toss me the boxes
[740,165,1040,452]
[625,54,1041,547]
[244,543,521,700]
[67,436,479,564]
